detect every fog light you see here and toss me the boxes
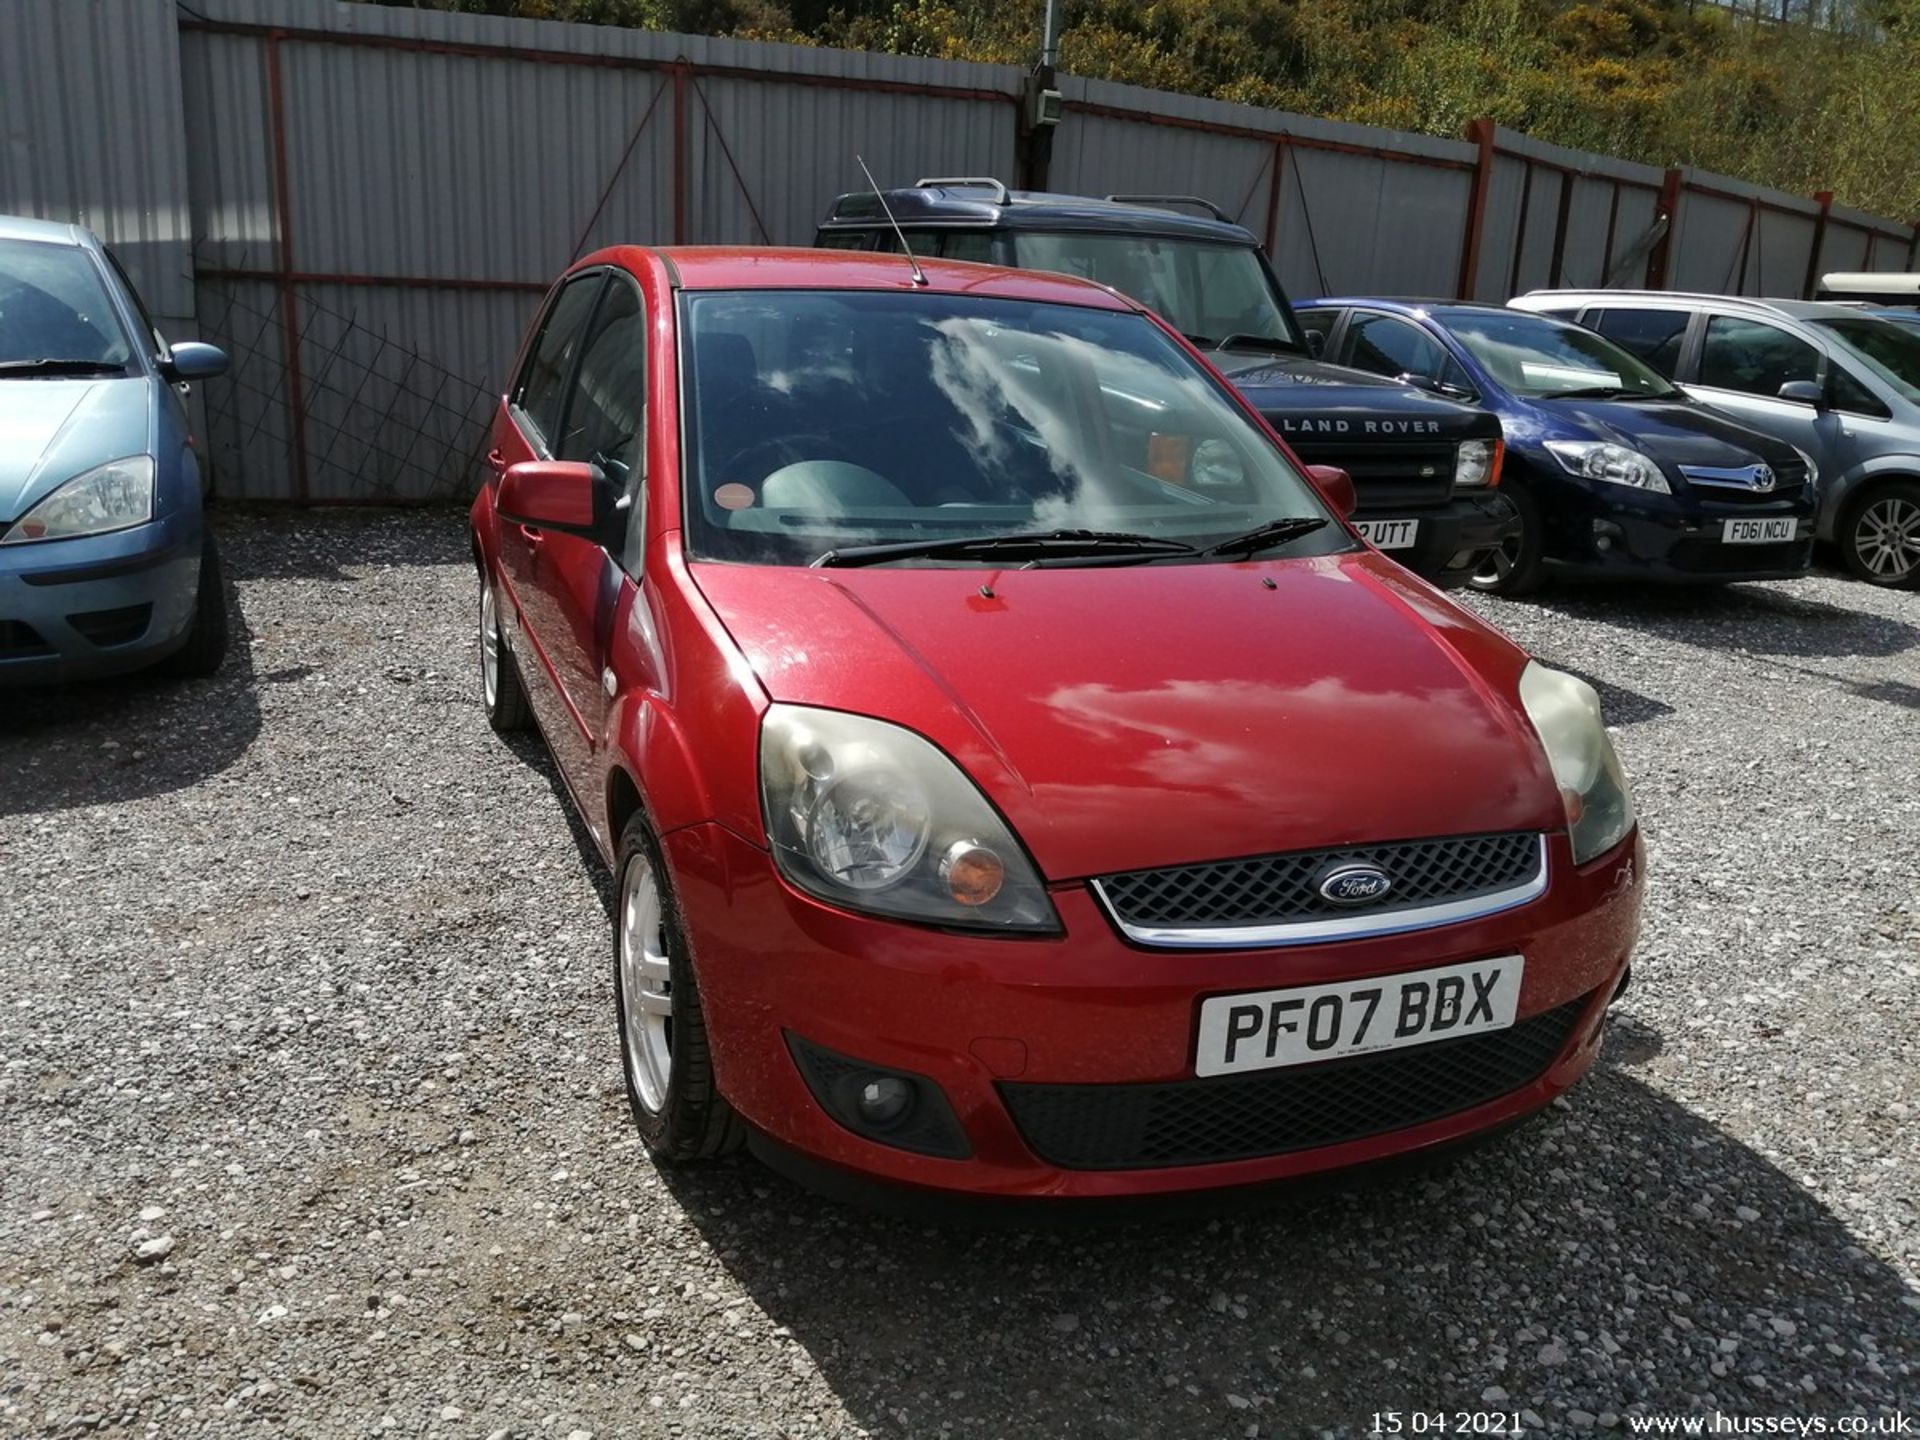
[785,1033,971,1159]
[856,1076,914,1126]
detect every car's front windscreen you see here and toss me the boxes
[0,239,132,369]
[1443,310,1680,400]
[1813,317,1920,404]
[1008,232,1301,352]
[679,289,1342,567]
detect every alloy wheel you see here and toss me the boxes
[480,578,500,708]
[619,851,675,1113]
[1471,534,1519,590]
[1854,496,1920,583]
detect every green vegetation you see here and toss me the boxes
[366,0,1920,218]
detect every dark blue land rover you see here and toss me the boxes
[815,179,1515,587]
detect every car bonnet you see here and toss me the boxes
[1515,395,1800,469]
[691,551,1566,881]
[0,376,153,524]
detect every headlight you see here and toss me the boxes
[1452,437,1503,488]
[1544,440,1669,494]
[1,455,156,543]
[760,705,1059,932]
[1189,438,1245,489]
[1518,662,1636,866]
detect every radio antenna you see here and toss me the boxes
[856,155,926,287]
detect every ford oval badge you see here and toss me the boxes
[1318,864,1393,906]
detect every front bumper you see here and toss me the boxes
[1529,466,1817,582]
[666,821,1644,1201]
[0,516,199,685]
[1351,492,1516,589]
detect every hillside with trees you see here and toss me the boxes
[358,0,1919,219]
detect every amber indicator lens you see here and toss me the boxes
[940,841,1006,906]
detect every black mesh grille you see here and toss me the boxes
[0,620,52,660]
[1097,832,1540,930]
[67,603,152,648]
[1284,436,1455,510]
[1667,536,1813,574]
[1001,996,1589,1169]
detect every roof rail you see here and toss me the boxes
[1104,194,1231,222]
[914,177,1012,204]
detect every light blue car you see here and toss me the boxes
[1,215,230,684]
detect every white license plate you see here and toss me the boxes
[1354,518,1420,550]
[1722,517,1796,544]
[1194,956,1523,1078]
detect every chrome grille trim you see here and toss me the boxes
[1091,835,1550,949]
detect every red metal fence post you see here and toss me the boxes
[1801,191,1832,300]
[1263,138,1285,256]
[1456,118,1496,300]
[266,31,312,505]
[1646,167,1683,289]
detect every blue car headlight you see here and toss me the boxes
[1544,440,1670,494]
[1,455,156,543]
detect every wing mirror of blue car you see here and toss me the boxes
[1304,463,1357,519]
[498,460,627,546]
[1777,379,1826,408]
[162,342,229,381]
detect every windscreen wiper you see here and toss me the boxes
[812,528,1200,569]
[0,358,128,378]
[1538,385,1634,400]
[1199,516,1330,558]
[1213,333,1303,355]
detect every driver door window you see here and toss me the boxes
[554,278,647,570]
[1344,313,1457,388]
[1697,316,1820,399]
[514,274,606,452]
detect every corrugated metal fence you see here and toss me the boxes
[4,0,1915,502]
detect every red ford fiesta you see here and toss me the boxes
[470,246,1643,1204]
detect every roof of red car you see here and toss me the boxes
[594,245,1139,310]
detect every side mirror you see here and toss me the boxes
[1304,330,1325,359]
[1304,463,1356,519]
[1777,379,1825,407]
[163,341,228,381]
[498,460,621,542]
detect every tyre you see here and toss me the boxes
[1838,480,1920,588]
[478,563,533,732]
[613,814,745,1162]
[158,529,229,678]
[1467,481,1547,596]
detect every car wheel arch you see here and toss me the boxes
[602,693,727,846]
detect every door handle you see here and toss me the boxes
[518,524,544,545]
[486,448,509,474]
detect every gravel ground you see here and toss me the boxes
[1,509,1915,1440]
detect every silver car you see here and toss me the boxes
[1511,290,1920,587]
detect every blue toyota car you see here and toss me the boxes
[1,215,230,685]
[1294,298,1816,593]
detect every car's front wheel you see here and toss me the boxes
[1839,480,1920,587]
[613,814,743,1162]
[478,564,533,732]
[1467,482,1546,597]
[158,529,229,678]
